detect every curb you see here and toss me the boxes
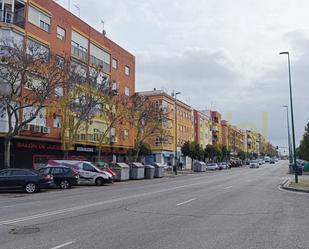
[280,178,309,194]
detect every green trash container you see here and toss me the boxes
[304,162,309,172]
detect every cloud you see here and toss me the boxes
[57,0,309,147]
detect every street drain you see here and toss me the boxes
[9,227,40,235]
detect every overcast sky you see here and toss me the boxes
[59,0,309,149]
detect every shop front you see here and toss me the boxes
[0,138,129,169]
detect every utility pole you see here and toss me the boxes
[280,52,298,183]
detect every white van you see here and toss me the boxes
[47,160,113,185]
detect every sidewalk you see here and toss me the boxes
[282,174,309,193]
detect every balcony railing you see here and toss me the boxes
[0,9,25,28]
[71,45,88,62]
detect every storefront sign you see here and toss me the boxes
[76,147,94,153]
[16,142,62,151]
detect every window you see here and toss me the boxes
[28,6,51,32]
[155,137,161,146]
[112,58,118,69]
[53,116,62,128]
[27,39,50,62]
[51,168,64,174]
[90,43,110,73]
[71,31,89,62]
[82,163,96,172]
[57,26,65,40]
[40,20,50,32]
[125,87,130,96]
[70,61,87,79]
[124,66,130,76]
[56,56,64,68]
[0,170,9,177]
[10,170,28,176]
[23,107,46,126]
[55,86,63,97]
[124,130,129,140]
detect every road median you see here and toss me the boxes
[281,177,309,193]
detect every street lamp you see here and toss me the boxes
[283,105,292,163]
[173,91,181,175]
[280,51,298,183]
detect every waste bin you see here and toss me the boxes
[194,161,207,172]
[151,163,165,178]
[144,165,155,179]
[111,163,130,181]
[304,163,309,173]
[129,163,145,180]
[289,163,303,175]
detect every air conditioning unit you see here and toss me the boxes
[31,125,41,133]
[20,124,30,131]
[110,136,118,143]
[42,126,51,134]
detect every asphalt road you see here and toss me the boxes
[0,161,308,249]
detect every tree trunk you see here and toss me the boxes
[4,137,11,168]
[134,149,140,162]
[63,150,69,160]
[97,149,101,162]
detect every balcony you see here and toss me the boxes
[0,9,25,28]
[71,45,88,62]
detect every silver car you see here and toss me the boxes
[250,160,260,168]
[207,163,219,170]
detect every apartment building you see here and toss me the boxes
[211,111,222,145]
[193,110,212,148]
[0,0,135,168]
[137,90,175,164]
[137,90,194,166]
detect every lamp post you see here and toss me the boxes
[283,105,292,163]
[280,52,298,183]
[173,91,181,175]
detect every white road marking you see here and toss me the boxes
[50,241,74,249]
[176,198,196,206]
[223,186,233,190]
[0,181,210,226]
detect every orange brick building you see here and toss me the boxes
[0,0,135,168]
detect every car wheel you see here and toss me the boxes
[95,177,104,186]
[25,182,37,193]
[60,180,71,189]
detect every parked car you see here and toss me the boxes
[207,163,219,170]
[96,162,117,179]
[0,168,53,193]
[47,160,113,185]
[258,159,264,165]
[218,162,230,170]
[250,160,260,168]
[264,156,270,163]
[39,166,79,189]
[269,158,275,164]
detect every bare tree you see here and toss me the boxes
[0,38,68,168]
[130,94,171,162]
[60,65,110,158]
[95,94,130,162]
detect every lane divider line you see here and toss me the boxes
[223,186,233,190]
[0,181,212,226]
[50,241,74,249]
[176,198,196,206]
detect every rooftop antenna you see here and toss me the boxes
[74,4,80,17]
[101,20,106,36]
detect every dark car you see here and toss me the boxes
[0,168,53,193]
[39,166,79,189]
